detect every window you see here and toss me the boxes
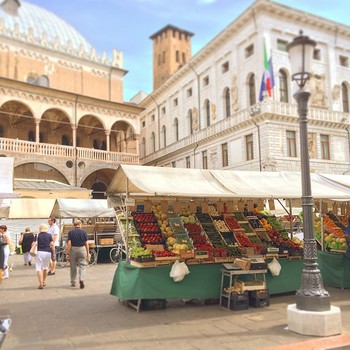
[222,61,229,73]
[222,143,228,167]
[246,134,254,161]
[320,134,330,160]
[0,126,3,137]
[27,73,50,87]
[162,51,166,64]
[340,55,349,67]
[187,88,192,97]
[173,98,178,107]
[188,109,193,135]
[279,70,289,103]
[277,39,288,52]
[151,132,156,152]
[313,49,321,61]
[202,150,208,169]
[172,161,176,168]
[151,114,155,122]
[248,74,256,106]
[186,156,191,168]
[142,120,146,128]
[161,106,166,115]
[342,83,349,113]
[182,52,186,63]
[205,99,210,127]
[286,131,297,157]
[162,125,166,147]
[224,88,231,117]
[245,44,254,58]
[174,118,179,141]
[176,50,180,63]
[203,75,209,87]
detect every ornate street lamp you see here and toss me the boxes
[287,31,330,312]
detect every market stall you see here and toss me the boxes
[50,199,117,262]
[107,165,350,309]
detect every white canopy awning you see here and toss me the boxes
[107,164,235,198]
[107,165,350,202]
[210,170,350,199]
[2,198,56,219]
[50,199,115,218]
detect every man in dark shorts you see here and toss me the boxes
[66,219,90,289]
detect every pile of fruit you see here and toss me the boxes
[224,216,241,230]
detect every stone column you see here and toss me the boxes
[72,125,77,148]
[105,129,111,151]
[134,134,140,155]
[34,118,40,142]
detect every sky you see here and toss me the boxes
[25,0,350,102]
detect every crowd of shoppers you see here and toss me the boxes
[1,218,90,290]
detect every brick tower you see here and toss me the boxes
[150,25,193,90]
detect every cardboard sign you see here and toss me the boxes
[268,199,275,210]
[202,202,209,214]
[217,201,224,213]
[161,200,168,213]
[189,201,196,213]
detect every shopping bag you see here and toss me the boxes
[169,260,190,282]
[267,257,281,276]
[29,242,37,257]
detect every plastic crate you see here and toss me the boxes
[249,289,270,307]
[221,291,249,311]
[141,299,166,310]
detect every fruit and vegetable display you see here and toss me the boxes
[114,201,343,264]
[315,212,347,251]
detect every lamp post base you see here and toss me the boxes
[288,304,342,336]
[296,294,330,312]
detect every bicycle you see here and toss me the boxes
[109,241,126,264]
[56,244,97,268]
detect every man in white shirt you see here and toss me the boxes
[48,217,60,275]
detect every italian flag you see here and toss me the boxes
[259,41,275,101]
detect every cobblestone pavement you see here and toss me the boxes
[1,254,350,350]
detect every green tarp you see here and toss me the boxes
[110,259,304,300]
[318,251,350,289]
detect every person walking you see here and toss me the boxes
[48,217,59,275]
[18,227,35,266]
[0,225,11,279]
[35,223,55,289]
[66,219,89,289]
[0,225,9,282]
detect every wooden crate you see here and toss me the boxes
[98,238,114,245]
[234,279,266,292]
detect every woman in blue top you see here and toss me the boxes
[345,216,350,258]
[34,223,55,289]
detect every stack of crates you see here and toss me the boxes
[221,291,249,311]
[248,289,270,307]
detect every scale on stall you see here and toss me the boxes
[248,257,267,270]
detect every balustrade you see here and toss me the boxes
[0,138,139,164]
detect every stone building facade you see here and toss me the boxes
[0,0,143,198]
[139,0,350,175]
